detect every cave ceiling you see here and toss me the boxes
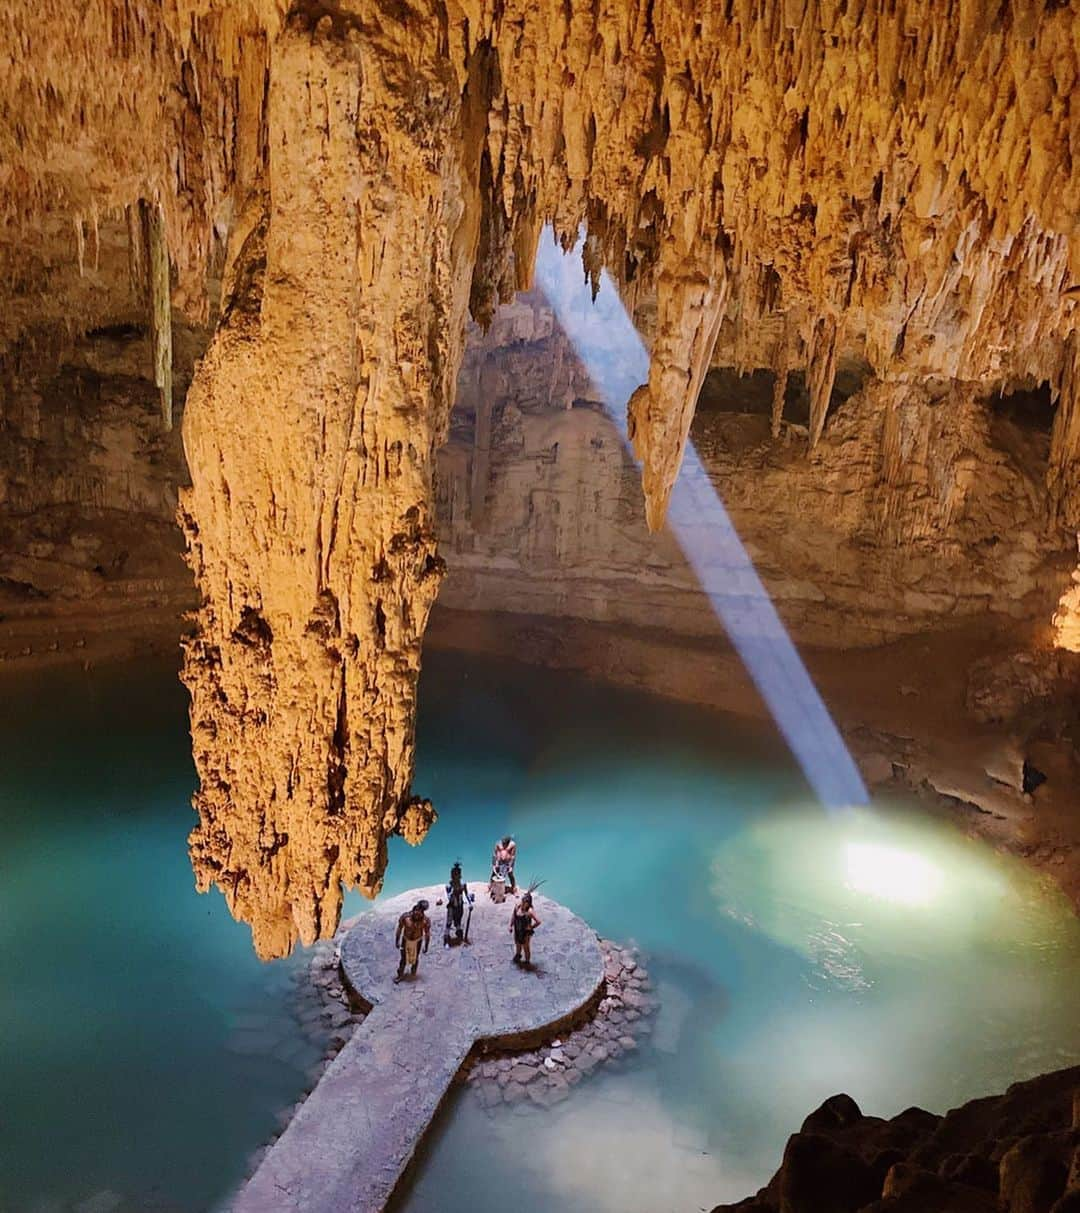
[2,0,1078,954]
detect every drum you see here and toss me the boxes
[489,876,506,903]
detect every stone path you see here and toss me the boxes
[230,882,604,1213]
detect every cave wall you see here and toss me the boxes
[0,325,194,645]
[438,291,1071,649]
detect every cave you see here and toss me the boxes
[2,3,1080,1212]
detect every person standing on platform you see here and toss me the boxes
[444,861,474,945]
[394,900,431,982]
[510,890,541,966]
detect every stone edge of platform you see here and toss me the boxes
[226,906,611,1213]
[337,897,606,1210]
[338,921,607,1052]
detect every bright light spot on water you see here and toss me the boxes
[710,806,1013,969]
[531,233,867,811]
[845,842,944,907]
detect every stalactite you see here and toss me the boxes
[629,251,729,532]
[125,204,145,295]
[73,216,86,277]
[1047,335,1080,651]
[771,313,796,438]
[806,312,841,450]
[144,200,173,431]
[1048,334,1080,530]
[180,6,480,957]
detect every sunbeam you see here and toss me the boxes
[532,234,868,810]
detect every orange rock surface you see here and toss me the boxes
[3,1,1079,952]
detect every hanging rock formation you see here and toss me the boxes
[2,1,1080,952]
[179,7,478,958]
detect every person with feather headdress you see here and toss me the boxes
[510,881,543,966]
[444,860,474,945]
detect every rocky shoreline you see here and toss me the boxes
[459,937,657,1110]
[712,1066,1080,1213]
[428,609,1080,917]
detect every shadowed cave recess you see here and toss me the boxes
[3,2,1080,1210]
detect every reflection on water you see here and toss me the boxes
[2,651,1080,1212]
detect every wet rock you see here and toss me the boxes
[778,1132,880,1212]
[938,1152,1000,1193]
[877,1163,999,1211]
[967,652,1061,725]
[711,1068,1080,1213]
[323,1005,351,1029]
[801,1093,865,1134]
[858,750,894,786]
[470,936,656,1110]
[577,1051,602,1074]
[547,1075,570,1103]
[999,1134,1071,1213]
[478,1084,502,1110]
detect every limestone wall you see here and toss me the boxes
[0,331,192,608]
[438,293,1071,648]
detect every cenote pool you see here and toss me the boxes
[3,650,1080,1212]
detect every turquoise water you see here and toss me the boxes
[2,652,1080,1212]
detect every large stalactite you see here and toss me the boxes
[178,7,483,957]
[3,1,1080,952]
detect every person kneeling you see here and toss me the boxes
[491,835,517,894]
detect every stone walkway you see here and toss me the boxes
[230,882,604,1213]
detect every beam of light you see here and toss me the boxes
[845,842,943,906]
[532,234,868,810]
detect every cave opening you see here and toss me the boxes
[694,361,869,430]
[989,380,1055,433]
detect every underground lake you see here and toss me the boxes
[2,649,1080,1213]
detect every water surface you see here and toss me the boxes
[1,651,1078,1212]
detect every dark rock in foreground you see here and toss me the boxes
[714,1066,1080,1213]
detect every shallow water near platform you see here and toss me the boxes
[2,650,1079,1212]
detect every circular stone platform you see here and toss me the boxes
[231,881,603,1213]
[340,883,604,1040]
